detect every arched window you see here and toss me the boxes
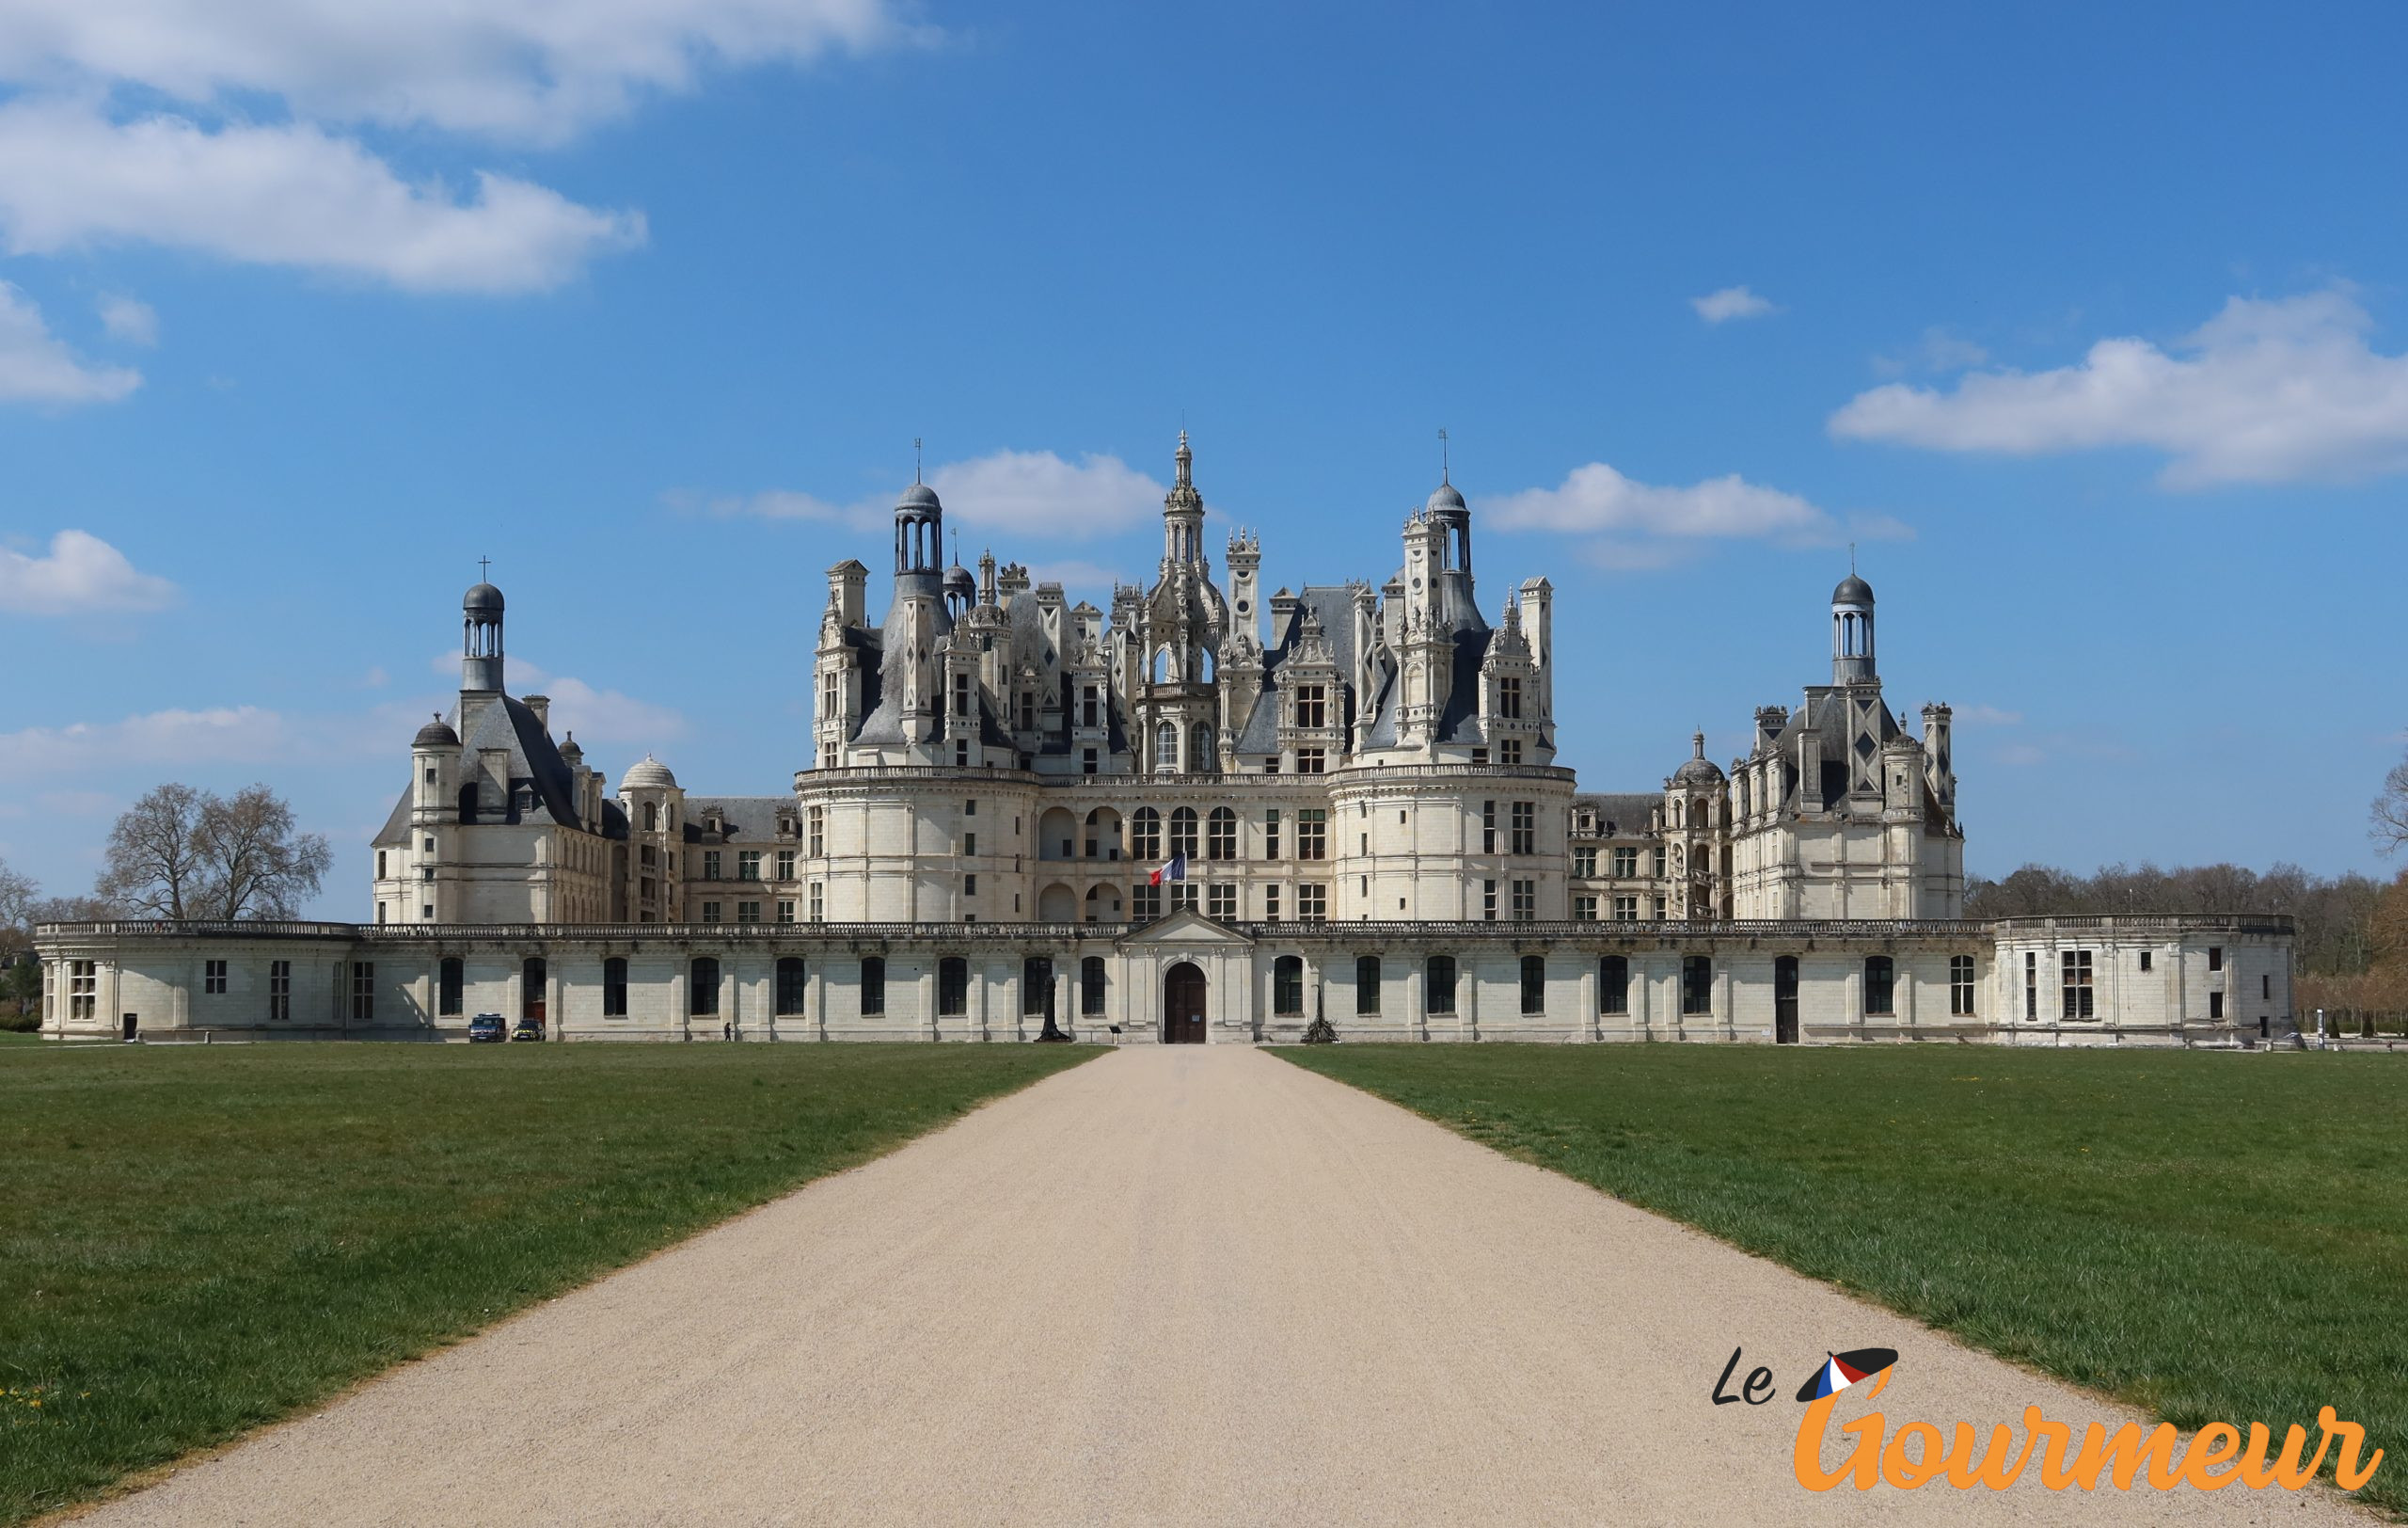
[1354,955,1382,1014]
[860,956,885,1015]
[1169,807,1199,858]
[1688,799,1707,831]
[1598,955,1629,1015]
[1153,646,1173,684]
[1131,808,1163,861]
[1426,955,1457,1015]
[1192,722,1214,772]
[1520,955,1546,1014]
[642,801,658,832]
[689,957,721,1016]
[1274,955,1305,1016]
[1022,957,1053,1016]
[1207,806,1237,860]
[1154,720,1179,772]
[458,782,479,824]
[938,957,969,1017]
[603,957,628,1017]
[1864,956,1895,1016]
[437,956,463,1016]
[1081,956,1107,1016]
[775,957,807,1017]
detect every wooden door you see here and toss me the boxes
[1164,963,1208,1043]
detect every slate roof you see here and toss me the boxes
[1573,792,1662,839]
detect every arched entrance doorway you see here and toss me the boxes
[1163,962,1207,1044]
[1774,956,1800,1044]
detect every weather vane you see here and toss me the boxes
[1438,427,1450,484]
[913,437,923,484]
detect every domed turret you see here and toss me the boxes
[464,581,504,614]
[1833,572,1874,606]
[413,713,459,749]
[620,756,677,792]
[1426,480,1466,513]
[1832,566,1876,684]
[895,481,943,575]
[462,581,505,692]
[1673,730,1725,786]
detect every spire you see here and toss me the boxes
[1175,429,1193,488]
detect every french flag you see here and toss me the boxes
[1149,851,1188,887]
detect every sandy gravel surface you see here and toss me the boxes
[77,1045,2376,1526]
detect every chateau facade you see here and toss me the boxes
[36,438,2294,1045]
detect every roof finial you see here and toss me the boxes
[1438,426,1450,485]
[1849,541,1857,575]
[478,555,491,581]
[913,437,923,485]
[1693,729,1706,758]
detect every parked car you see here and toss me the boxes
[467,1013,506,1043]
[511,1016,546,1043]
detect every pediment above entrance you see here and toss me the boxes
[1117,908,1254,947]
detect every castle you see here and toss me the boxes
[36,438,2289,1046]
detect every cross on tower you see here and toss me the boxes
[478,555,492,581]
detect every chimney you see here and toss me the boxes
[522,694,550,732]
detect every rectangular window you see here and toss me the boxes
[952,672,971,717]
[350,962,374,1023]
[437,958,463,1016]
[954,740,970,766]
[1481,880,1497,921]
[1133,883,1163,921]
[603,958,628,1018]
[1083,748,1099,774]
[1573,894,1597,920]
[68,960,97,1022]
[1295,747,1326,774]
[1950,954,1976,1016]
[1863,956,1895,1015]
[1680,956,1712,1016]
[2210,990,2226,1020]
[1612,895,1639,920]
[809,883,824,922]
[1082,687,1101,728]
[1264,809,1281,858]
[1017,690,1037,732]
[1295,685,1326,728]
[1652,846,1668,878]
[1207,883,1237,920]
[1355,955,1382,1015]
[204,959,228,995]
[1298,883,1327,922]
[2262,973,2271,1000]
[963,832,976,856]
[1572,848,1597,878]
[703,850,721,881]
[808,806,825,856]
[2024,951,2037,1020]
[939,960,969,1017]
[420,867,435,882]
[965,798,977,817]
[267,960,290,1023]
[736,850,760,881]
[1274,958,1304,1016]
[2061,949,2095,1020]
[1520,955,1545,1014]
[1469,749,1488,765]
[1510,801,1535,855]
[1481,800,1496,853]
[776,849,796,881]
[1426,955,1457,1014]
[777,899,795,924]
[1499,676,1522,720]
[737,900,761,924]
[2208,946,2224,972]
[1599,956,1629,1015]
[1499,739,1522,765]
[2139,949,2153,972]
[702,901,722,924]
[1263,884,1282,922]
[1510,879,1535,921]
[1296,809,1326,860]
[1612,847,1640,878]
[963,874,977,897]
[1170,883,1198,913]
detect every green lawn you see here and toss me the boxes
[1279,1044,2408,1514]
[0,1041,1098,1525]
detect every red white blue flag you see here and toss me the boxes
[1149,852,1187,887]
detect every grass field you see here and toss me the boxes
[0,1041,1097,1526]
[1279,1043,2408,1514]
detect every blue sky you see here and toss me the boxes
[2,0,2405,915]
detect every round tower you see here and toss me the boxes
[463,581,505,692]
[1831,572,1876,685]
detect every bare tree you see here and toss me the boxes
[2376,756,2408,855]
[192,784,331,919]
[0,854,36,956]
[97,783,210,918]
[97,783,330,921]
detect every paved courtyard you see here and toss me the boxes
[84,1046,2376,1526]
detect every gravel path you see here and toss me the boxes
[79,1046,2376,1526]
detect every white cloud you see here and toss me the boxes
[420,651,685,745]
[0,101,644,294]
[0,705,285,778]
[96,292,156,345]
[1953,704,2024,726]
[679,448,1170,544]
[1483,462,1832,541]
[1691,285,1776,324]
[1872,326,1987,377]
[1831,289,2408,487]
[0,530,175,614]
[0,0,923,146]
[0,281,139,403]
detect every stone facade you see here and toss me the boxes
[33,913,2293,1046]
[36,435,2288,1046]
